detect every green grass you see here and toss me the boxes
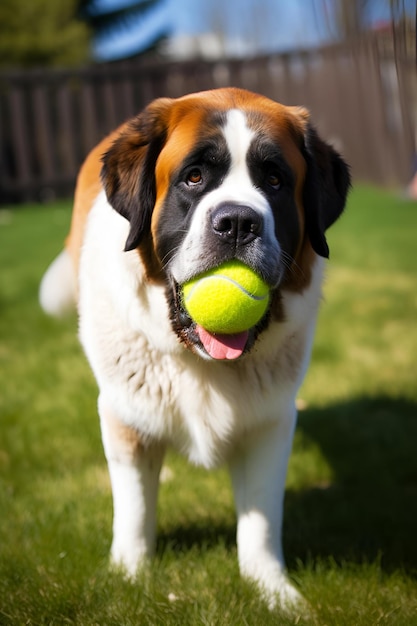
[1,186,417,625]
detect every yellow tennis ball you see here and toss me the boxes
[182,261,270,334]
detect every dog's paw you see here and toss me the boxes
[109,544,149,580]
[259,576,309,616]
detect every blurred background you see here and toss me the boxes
[0,0,415,204]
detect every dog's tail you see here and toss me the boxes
[39,249,76,316]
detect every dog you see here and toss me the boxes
[40,87,350,611]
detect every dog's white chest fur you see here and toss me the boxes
[78,196,322,468]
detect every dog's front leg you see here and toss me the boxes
[99,396,165,577]
[229,412,303,611]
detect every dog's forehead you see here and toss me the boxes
[157,93,304,182]
[158,104,227,171]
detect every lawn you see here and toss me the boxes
[0,185,417,625]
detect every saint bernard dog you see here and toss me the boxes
[40,87,350,611]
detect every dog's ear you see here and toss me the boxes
[101,98,173,252]
[291,107,351,258]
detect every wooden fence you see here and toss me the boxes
[0,34,415,204]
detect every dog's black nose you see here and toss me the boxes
[211,204,263,246]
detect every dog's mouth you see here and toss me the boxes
[194,325,250,360]
[169,280,269,361]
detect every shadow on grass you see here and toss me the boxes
[285,395,417,575]
[157,522,236,556]
[158,396,417,575]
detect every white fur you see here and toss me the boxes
[39,249,76,316]
[41,114,326,612]
[230,417,304,609]
[99,396,165,574]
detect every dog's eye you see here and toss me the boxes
[187,169,202,185]
[266,169,280,190]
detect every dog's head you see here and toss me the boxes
[102,88,350,360]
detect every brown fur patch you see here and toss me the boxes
[151,107,207,232]
[65,125,127,277]
[101,405,143,462]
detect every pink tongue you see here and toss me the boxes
[197,326,248,360]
